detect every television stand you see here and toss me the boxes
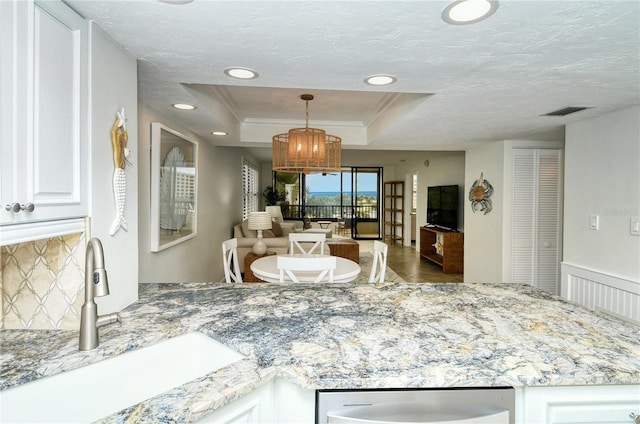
[420,226,464,274]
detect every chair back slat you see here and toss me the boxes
[222,238,243,283]
[277,255,336,283]
[369,240,388,283]
[288,233,327,255]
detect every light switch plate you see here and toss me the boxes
[589,214,599,230]
[631,216,640,236]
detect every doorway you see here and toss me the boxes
[274,168,382,239]
[349,167,382,240]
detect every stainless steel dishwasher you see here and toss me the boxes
[316,387,515,424]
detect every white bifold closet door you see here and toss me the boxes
[512,148,563,294]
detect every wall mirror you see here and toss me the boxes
[150,122,198,252]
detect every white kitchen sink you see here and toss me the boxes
[0,332,244,423]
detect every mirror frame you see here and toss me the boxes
[150,122,198,252]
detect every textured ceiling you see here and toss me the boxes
[65,0,640,164]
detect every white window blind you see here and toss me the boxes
[242,158,259,220]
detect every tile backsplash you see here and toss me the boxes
[0,233,86,330]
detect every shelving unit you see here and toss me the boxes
[383,181,404,244]
[420,226,464,274]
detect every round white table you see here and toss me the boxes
[250,254,361,283]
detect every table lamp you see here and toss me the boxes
[248,212,272,255]
[265,205,283,223]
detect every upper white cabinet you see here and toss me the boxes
[0,0,88,230]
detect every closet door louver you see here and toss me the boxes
[511,149,563,294]
[536,150,562,293]
[512,150,536,285]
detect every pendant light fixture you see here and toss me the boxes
[272,94,341,174]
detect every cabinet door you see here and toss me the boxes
[521,385,640,424]
[511,148,563,294]
[196,383,273,424]
[1,0,88,225]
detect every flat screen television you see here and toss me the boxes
[427,185,458,230]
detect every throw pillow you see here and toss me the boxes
[241,220,257,238]
[271,220,283,237]
[262,230,275,238]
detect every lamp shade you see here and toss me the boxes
[287,128,327,161]
[272,94,341,174]
[265,206,284,223]
[247,212,272,231]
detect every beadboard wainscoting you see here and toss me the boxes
[561,262,640,325]
[0,233,86,329]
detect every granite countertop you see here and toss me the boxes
[1,282,639,422]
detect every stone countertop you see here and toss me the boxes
[1,282,639,422]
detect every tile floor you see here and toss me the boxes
[356,239,464,283]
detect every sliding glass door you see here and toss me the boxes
[273,167,382,239]
[349,167,382,239]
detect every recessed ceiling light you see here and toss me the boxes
[364,74,397,86]
[211,131,228,136]
[172,103,196,110]
[442,0,499,25]
[224,67,259,80]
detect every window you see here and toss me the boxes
[242,158,259,220]
[412,174,418,211]
[273,171,301,219]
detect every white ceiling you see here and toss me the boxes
[65,0,640,165]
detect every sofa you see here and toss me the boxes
[233,219,303,272]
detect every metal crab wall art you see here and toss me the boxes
[469,172,494,215]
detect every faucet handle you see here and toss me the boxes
[96,312,120,328]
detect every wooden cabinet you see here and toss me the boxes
[420,226,464,274]
[244,252,276,282]
[383,181,404,244]
[0,1,88,241]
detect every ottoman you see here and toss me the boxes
[325,238,359,263]
[303,228,333,239]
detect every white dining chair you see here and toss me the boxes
[222,238,243,283]
[277,255,337,283]
[288,232,327,255]
[369,240,388,283]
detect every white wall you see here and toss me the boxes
[137,103,254,283]
[89,23,139,313]
[464,142,504,282]
[563,105,640,282]
[464,140,565,284]
[414,152,466,249]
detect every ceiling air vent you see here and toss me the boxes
[543,106,592,117]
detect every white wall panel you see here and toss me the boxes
[562,262,640,324]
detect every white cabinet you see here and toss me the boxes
[196,378,315,424]
[0,0,88,233]
[519,384,640,424]
[511,148,563,294]
[196,383,273,424]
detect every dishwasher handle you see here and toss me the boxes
[327,406,510,424]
